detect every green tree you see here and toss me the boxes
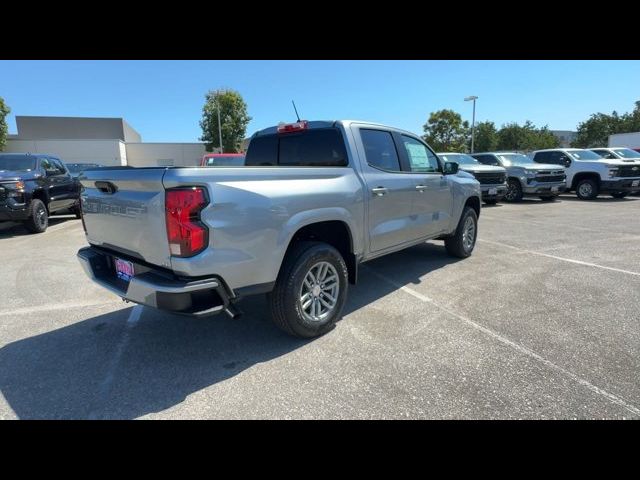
[199,89,252,153]
[473,121,498,152]
[571,111,624,148]
[422,109,469,152]
[0,97,10,152]
[496,121,559,151]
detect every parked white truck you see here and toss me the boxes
[77,120,482,338]
[531,148,640,200]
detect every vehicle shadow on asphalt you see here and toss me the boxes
[0,242,458,419]
[0,216,77,239]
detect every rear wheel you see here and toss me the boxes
[445,206,478,258]
[611,192,628,199]
[268,241,348,338]
[575,178,599,200]
[23,199,48,233]
[504,179,523,202]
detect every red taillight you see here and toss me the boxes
[165,187,209,257]
[277,120,308,134]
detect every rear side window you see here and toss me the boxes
[360,129,401,172]
[245,129,348,167]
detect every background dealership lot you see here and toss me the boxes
[1,195,639,419]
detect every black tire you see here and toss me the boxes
[539,196,557,202]
[445,206,478,259]
[575,178,599,200]
[23,199,48,233]
[484,198,498,205]
[267,241,348,338]
[504,178,523,202]
[611,192,628,199]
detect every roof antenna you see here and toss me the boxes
[292,100,301,122]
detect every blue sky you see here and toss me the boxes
[1,60,639,142]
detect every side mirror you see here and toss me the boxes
[563,158,571,167]
[443,161,459,175]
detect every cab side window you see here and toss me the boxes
[360,129,402,172]
[50,158,67,175]
[593,150,615,159]
[549,151,570,165]
[400,135,440,173]
[40,158,58,176]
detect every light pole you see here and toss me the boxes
[217,106,223,153]
[464,95,478,153]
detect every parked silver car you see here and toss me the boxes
[471,152,566,202]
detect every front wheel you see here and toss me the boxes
[23,199,48,233]
[268,241,348,338]
[445,206,478,259]
[504,179,523,202]
[575,179,599,200]
[611,192,628,199]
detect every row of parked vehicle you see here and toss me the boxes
[437,147,640,204]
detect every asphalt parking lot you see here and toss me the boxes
[1,195,639,419]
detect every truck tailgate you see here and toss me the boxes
[79,168,171,268]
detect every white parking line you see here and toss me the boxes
[481,214,640,237]
[479,239,640,277]
[366,267,640,418]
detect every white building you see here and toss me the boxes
[6,116,211,167]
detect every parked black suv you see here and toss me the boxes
[0,153,81,233]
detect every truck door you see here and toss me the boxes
[354,127,423,253]
[396,134,452,237]
[44,157,76,212]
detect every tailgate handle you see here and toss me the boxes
[95,181,118,194]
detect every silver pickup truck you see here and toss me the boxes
[471,152,566,202]
[77,120,481,338]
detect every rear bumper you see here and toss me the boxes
[600,178,640,193]
[77,246,234,317]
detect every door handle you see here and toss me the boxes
[415,184,427,191]
[371,187,388,197]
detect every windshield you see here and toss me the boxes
[568,150,603,160]
[437,153,479,165]
[0,155,37,172]
[204,155,245,166]
[498,153,534,166]
[613,148,640,159]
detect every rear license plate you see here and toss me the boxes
[551,186,559,193]
[114,257,135,282]
[488,188,497,195]
[632,180,640,187]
